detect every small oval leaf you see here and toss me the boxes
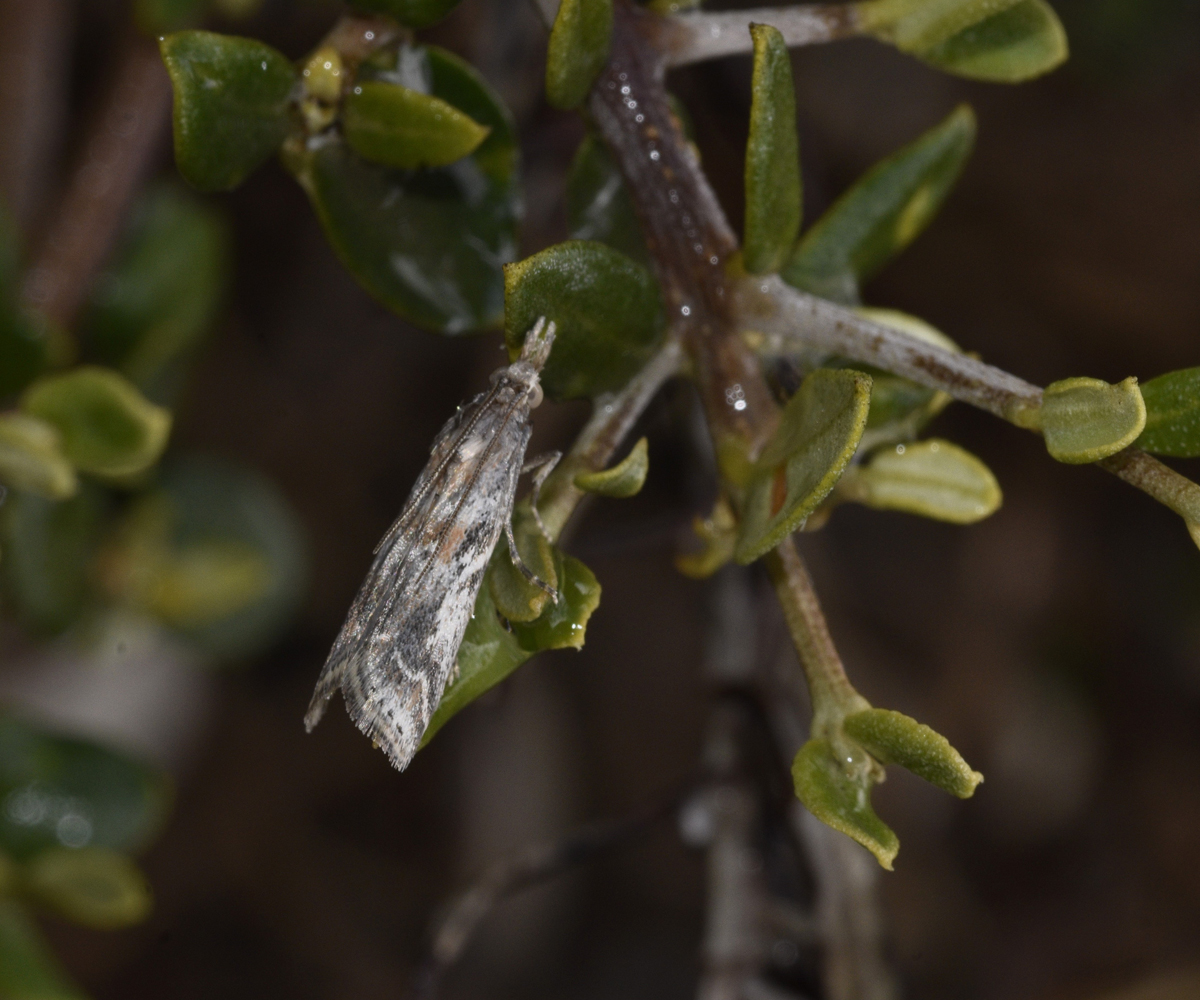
[858,0,1026,53]
[510,550,601,652]
[0,414,77,501]
[575,437,649,497]
[744,24,802,275]
[488,507,558,624]
[343,81,491,170]
[160,31,297,192]
[504,241,665,400]
[917,0,1069,82]
[21,367,171,478]
[842,439,1001,523]
[843,707,983,798]
[1041,376,1146,464]
[546,0,614,110]
[792,739,899,870]
[782,104,975,304]
[22,847,152,930]
[736,368,872,564]
[1136,367,1200,458]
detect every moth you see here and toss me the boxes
[305,318,559,771]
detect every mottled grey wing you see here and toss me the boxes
[305,384,531,771]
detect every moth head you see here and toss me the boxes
[519,316,556,371]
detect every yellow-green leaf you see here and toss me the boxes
[792,739,899,870]
[488,506,558,624]
[743,24,802,276]
[844,707,983,798]
[676,498,737,579]
[22,847,152,929]
[511,549,600,652]
[343,81,491,170]
[1136,367,1200,458]
[0,414,77,501]
[782,105,975,304]
[0,900,87,1000]
[575,437,649,498]
[160,31,297,192]
[1040,376,1146,464]
[546,0,614,110]
[840,439,1001,523]
[736,369,871,564]
[21,367,171,477]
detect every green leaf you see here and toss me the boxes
[106,456,307,662]
[0,414,77,501]
[0,487,105,635]
[792,739,899,870]
[488,507,558,624]
[510,549,600,652]
[290,46,519,334]
[840,439,1001,523]
[676,499,737,579]
[736,369,872,564]
[858,0,1025,52]
[575,437,649,498]
[0,900,87,1000]
[21,367,171,478]
[843,708,983,797]
[22,847,152,930]
[743,24,802,276]
[349,0,464,29]
[917,1,1069,82]
[84,184,229,404]
[0,712,170,860]
[343,81,491,170]
[566,135,650,268]
[782,104,975,304]
[1039,376,1146,464]
[504,241,665,400]
[1136,367,1200,458]
[160,31,297,192]
[546,0,614,110]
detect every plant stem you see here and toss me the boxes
[21,34,172,335]
[658,5,861,68]
[765,538,869,734]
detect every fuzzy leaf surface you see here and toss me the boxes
[546,0,614,109]
[1136,367,1200,458]
[736,369,871,563]
[743,24,802,275]
[343,81,490,170]
[1041,376,1146,464]
[782,105,975,304]
[844,708,983,798]
[160,31,296,192]
[504,241,664,399]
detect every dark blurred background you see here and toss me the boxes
[2,1,1199,998]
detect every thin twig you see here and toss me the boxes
[659,6,860,69]
[21,34,172,333]
[412,799,674,999]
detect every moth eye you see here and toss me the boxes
[528,383,544,408]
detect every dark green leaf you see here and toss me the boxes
[736,368,871,564]
[21,367,172,478]
[546,0,614,110]
[918,1,1069,82]
[575,437,649,498]
[85,184,228,404]
[0,487,105,635]
[743,24,801,275]
[343,81,490,170]
[291,46,519,334]
[22,847,152,929]
[0,900,86,1000]
[566,135,650,268]
[1136,367,1200,458]
[349,0,464,29]
[0,712,170,860]
[504,241,664,400]
[792,738,898,870]
[782,104,975,304]
[1039,376,1146,464]
[160,31,297,192]
[0,414,76,501]
[844,708,983,798]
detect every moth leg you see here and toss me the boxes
[522,451,562,543]
[505,517,560,605]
